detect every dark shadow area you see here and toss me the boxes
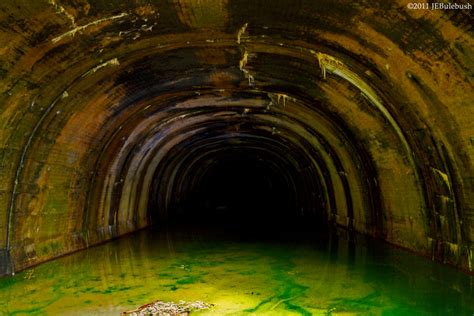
[150,146,328,238]
[186,156,297,227]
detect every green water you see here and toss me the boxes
[0,228,473,315]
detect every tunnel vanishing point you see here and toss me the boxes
[0,0,473,276]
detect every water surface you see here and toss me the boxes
[0,227,473,315]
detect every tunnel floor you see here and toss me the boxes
[0,226,473,315]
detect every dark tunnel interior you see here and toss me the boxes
[0,0,473,314]
[149,141,325,233]
[191,154,300,227]
[173,154,298,225]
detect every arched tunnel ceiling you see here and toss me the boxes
[0,0,473,275]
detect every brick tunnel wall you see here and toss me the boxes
[0,0,473,275]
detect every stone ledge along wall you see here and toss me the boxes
[0,0,473,275]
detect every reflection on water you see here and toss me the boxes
[0,227,473,315]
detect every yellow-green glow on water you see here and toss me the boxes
[0,228,473,315]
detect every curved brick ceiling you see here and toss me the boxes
[0,0,473,275]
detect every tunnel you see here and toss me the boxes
[0,0,473,314]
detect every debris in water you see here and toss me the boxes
[122,300,214,316]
